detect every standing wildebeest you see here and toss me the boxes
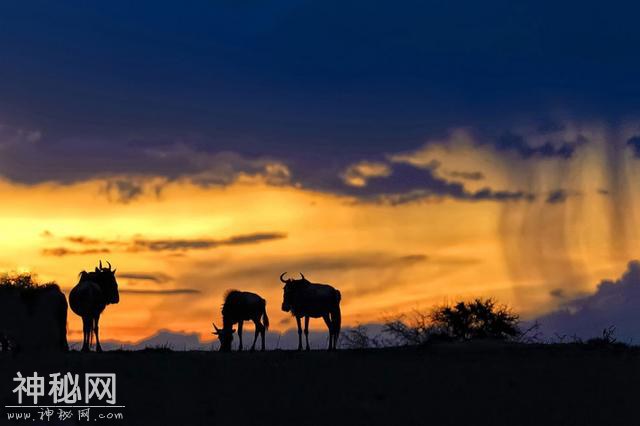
[213,290,269,352]
[280,272,341,351]
[69,261,119,352]
[0,281,68,352]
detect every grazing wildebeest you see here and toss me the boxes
[280,272,341,351]
[0,282,68,352]
[213,290,269,352]
[69,261,119,352]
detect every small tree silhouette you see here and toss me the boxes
[430,298,520,341]
[0,272,39,289]
[341,325,385,349]
[0,272,58,292]
[383,310,433,345]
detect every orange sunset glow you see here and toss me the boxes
[1,126,638,344]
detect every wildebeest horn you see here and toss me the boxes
[99,260,103,269]
[107,261,112,270]
[280,272,287,283]
[300,273,305,280]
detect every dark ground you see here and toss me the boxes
[0,342,638,426]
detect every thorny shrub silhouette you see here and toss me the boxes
[585,326,629,349]
[341,325,386,349]
[383,298,520,345]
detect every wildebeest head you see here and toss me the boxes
[95,260,119,304]
[280,272,309,312]
[212,322,235,352]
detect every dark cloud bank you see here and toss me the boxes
[535,261,640,342]
[0,1,633,204]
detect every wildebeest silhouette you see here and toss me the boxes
[280,272,341,351]
[0,281,68,352]
[213,290,270,352]
[69,261,119,352]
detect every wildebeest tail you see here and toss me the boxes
[262,301,270,330]
[89,320,94,348]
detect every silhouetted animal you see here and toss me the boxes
[213,290,269,352]
[69,261,119,352]
[280,273,341,350]
[0,283,68,352]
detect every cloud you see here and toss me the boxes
[491,132,586,160]
[545,189,583,204]
[0,1,627,211]
[341,161,392,187]
[118,272,172,284]
[335,160,535,205]
[145,147,291,188]
[41,247,111,257]
[549,288,566,299]
[130,232,286,252]
[119,288,200,295]
[66,236,101,245]
[0,115,595,209]
[0,123,41,149]
[626,135,640,158]
[0,134,291,198]
[41,232,286,256]
[535,260,640,341]
[444,170,484,181]
[101,179,146,204]
[330,128,591,205]
[546,189,569,204]
[374,188,534,206]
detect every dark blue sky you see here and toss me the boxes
[0,0,638,194]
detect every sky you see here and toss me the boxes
[2,1,640,343]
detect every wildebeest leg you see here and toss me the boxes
[81,316,91,352]
[296,316,303,350]
[250,318,260,351]
[331,306,341,350]
[94,314,102,353]
[304,316,310,351]
[237,321,243,351]
[322,314,333,350]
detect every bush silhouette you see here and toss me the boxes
[383,298,520,345]
[0,272,66,352]
[383,310,434,345]
[430,298,520,341]
[0,272,60,294]
[341,325,386,349]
